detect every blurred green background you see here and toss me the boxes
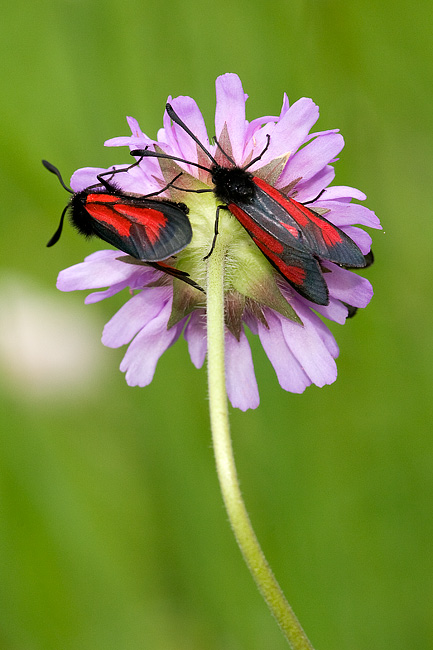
[1,0,432,648]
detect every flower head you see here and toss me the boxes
[57,73,381,410]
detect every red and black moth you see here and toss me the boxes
[131,104,370,306]
[43,159,203,291]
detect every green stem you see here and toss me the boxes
[206,231,316,650]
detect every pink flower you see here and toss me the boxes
[57,73,381,410]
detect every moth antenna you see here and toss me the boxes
[42,160,73,194]
[130,149,212,174]
[303,189,325,205]
[46,205,68,247]
[242,134,271,170]
[165,103,218,166]
[93,156,145,191]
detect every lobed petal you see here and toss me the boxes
[119,301,182,387]
[57,251,154,292]
[318,201,381,229]
[280,303,338,387]
[184,309,207,369]
[225,329,260,411]
[257,310,310,393]
[215,73,248,164]
[279,133,344,188]
[320,185,367,201]
[298,295,351,325]
[70,167,107,192]
[167,95,210,165]
[341,226,373,254]
[102,287,171,348]
[85,282,132,304]
[288,165,335,202]
[323,264,374,308]
[254,98,320,169]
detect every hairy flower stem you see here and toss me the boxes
[206,228,316,650]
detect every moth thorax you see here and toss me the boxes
[211,166,256,204]
[70,192,96,237]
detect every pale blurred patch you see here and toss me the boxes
[0,274,107,400]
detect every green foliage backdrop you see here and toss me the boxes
[1,1,432,648]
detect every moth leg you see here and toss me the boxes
[203,204,228,261]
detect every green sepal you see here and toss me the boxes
[230,243,302,325]
[167,280,205,329]
[224,291,246,340]
[248,276,302,324]
[253,153,290,186]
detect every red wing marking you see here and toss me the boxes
[252,177,309,227]
[253,177,343,248]
[280,223,300,237]
[228,203,285,254]
[84,203,132,236]
[253,239,306,285]
[85,199,169,246]
[114,206,167,245]
[87,193,118,204]
[297,205,343,246]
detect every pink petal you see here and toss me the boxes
[254,98,320,168]
[311,313,340,357]
[102,288,171,347]
[304,128,339,142]
[126,116,147,138]
[70,167,107,192]
[225,329,259,411]
[280,93,290,117]
[323,264,374,308]
[318,201,382,229]
[258,311,310,393]
[280,304,338,387]
[298,295,351,325]
[105,116,151,147]
[320,185,367,201]
[104,135,150,148]
[280,133,344,187]
[288,166,335,202]
[167,95,210,165]
[85,283,131,304]
[215,73,247,164]
[184,310,207,368]
[244,114,278,146]
[342,226,373,254]
[119,302,182,387]
[57,252,151,291]
[160,96,210,182]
